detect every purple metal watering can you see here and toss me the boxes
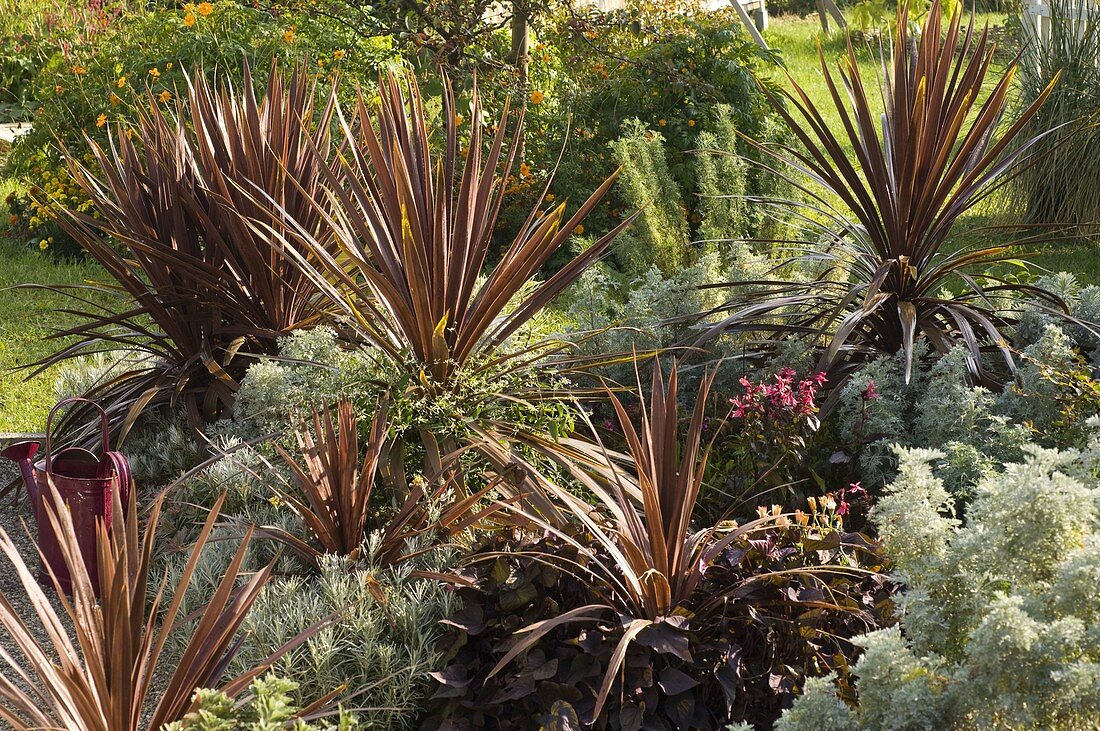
[2,397,132,595]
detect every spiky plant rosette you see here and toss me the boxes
[694,1,1074,388]
[31,62,340,442]
[257,70,637,516]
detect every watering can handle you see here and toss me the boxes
[44,397,111,476]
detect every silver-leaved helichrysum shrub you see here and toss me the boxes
[776,446,1100,731]
[834,346,1032,500]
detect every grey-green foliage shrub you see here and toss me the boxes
[1016,272,1100,365]
[230,543,459,729]
[777,446,1100,731]
[235,326,372,436]
[1001,323,1093,444]
[157,522,457,728]
[165,673,360,730]
[834,346,1032,498]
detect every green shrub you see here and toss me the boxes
[776,446,1100,731]
[165,674,360,730]
[517,6,778,248]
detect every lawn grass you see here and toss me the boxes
[0,241,107,433]
[0,179,107,432]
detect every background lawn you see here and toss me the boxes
[0,181,105,433]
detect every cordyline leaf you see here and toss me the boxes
[0,486,334,730]
[692,0,1072,389]
[31,61,341,444]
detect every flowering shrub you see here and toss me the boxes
[776,446,1100,731]
[707,367,828,511]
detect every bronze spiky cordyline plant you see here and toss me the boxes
[257,395,505,569]
[0,489,326,730]
[258,70,637,507]
[696,1,1068,386]
[33,62,340,441]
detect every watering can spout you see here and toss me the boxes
[2,441,41,505]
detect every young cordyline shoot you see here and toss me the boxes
[482,358,861,722]
[255,395,504,570]
[254,70,637,516]
[695,0,1072,388]
[0,488,331,731]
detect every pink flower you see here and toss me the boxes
[862,379,880,400]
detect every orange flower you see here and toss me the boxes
[332,49,346,60]
[96,114,108,127]
[519,162,532,178]
[149,67,160,78]
[55,85,64,93]
[197,1,213,15]
[72,65,87,75]
[687,119,695,127]
[455,113,464,126]
[159,90,172,103]
[283,28,296,43]
[116,76,127,88]
[109,92,122,106]
[658,118,667,127]
[183,12,195,26]
[575,224,585,235]
[529,89,544,105]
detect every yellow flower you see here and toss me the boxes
[332,49,346,60]
[72,65,87,75]
[545,193,555,202]
[125,128,134,139]
[166,62,174,69]
[283,28,296,43]
[687,119,695,127]
[197,1,213,15]
[109,92,122,106]
[96,113,108,127]
[39,239,49,251]
[519,162,532,178]
[529,89,545,105]
[55,85,64,93]
[149,67,160,78]
[159,90,172,103]
[116,76,127,88]
[574,224,584,235]
[455,113,464,126]
[183,12,195,26]
[658,118,667,126]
